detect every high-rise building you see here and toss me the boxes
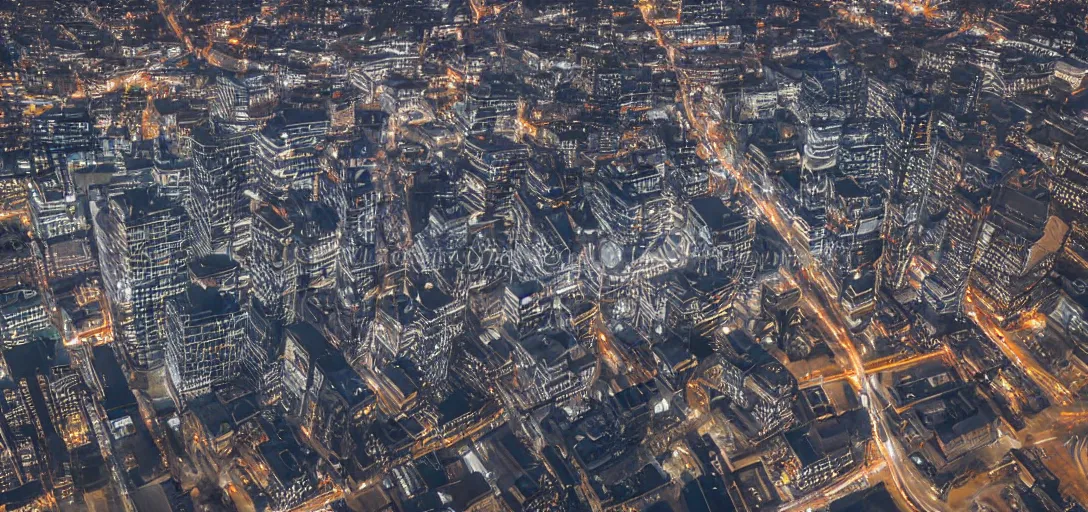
[837,121,887,186]
[211,74,277,131]
[460,136,530,221]
[243,296,285,402]
[948,66,982,117]
[187,126,247,256]
[826,177,884,325]
[879,195,922,294]
[371,279,465,386]
[802,111,844,172]
[253,113,327,202]
[164,285,247,404]
[27,179,83,241]
[0,286,53,349]
[1050,141,1088,226]
[505,329,594,409]
[335,156,379,310]
[95,187,189,369]
[501,280,550,336]
[30,107,95,196]
[1049,141,1088,264]
[929,134,964,215]
[971,186,1068,318]
[293,199,340,293]
[248,204,299,323]
[922,190,985,316]
[896,96,934,201]
[879,96,936,295]
[588,155,670,250]
[690,196,754,276]
[281,322,374,460]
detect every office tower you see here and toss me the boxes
[1049,141,1088,262]
[670,140,711,198]
[506,329,594,409]
[243,296,285,402]
[0,71,26,154]
[152,153,192,204]
[281,322,374,460]
[865,75,900,124]
[588,154,670,251]
[799,167,832,258]
[249,190,339,310]
[838,121,886,186]
[187,126,246,256]
[835,65,868,119]
[508,189,580,288]
[501,280,551,336]
[1050,141,1088,226]
[948,65,982,117]
[95,187,189,369]
[680,0,729,24]
[896,96,934,201]
[460,136,530,221]
[335,152,379,310]
[293,198,340,292]
[971,186,1069,318]
[826,177,884,324]
[249,204,299,323]
[164,285,247,404]
[0,385,45,488]
[690,197,754,274]
[253,110,329,202]
[879,96,935,295]
[0,286,52,349]
[460,79,520,136]
[27,179,84,241]
[802,110,844,172]
[923,190,985,316]
[879,196,921,295]
[30,107,95,195]
[929,134,963,215]
[211,74,277,131]
[371,279,465,387]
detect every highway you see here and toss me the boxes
[635,3,947,510]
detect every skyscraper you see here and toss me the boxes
[248,203,299,323]
[164,285,247,404]
[254,110,329,203]
[187,126,246,256]
[971,186,1068,319]
[95,187,189,369]
[211,74,277,131]
[922,190,985,317]
[335,159,379,311]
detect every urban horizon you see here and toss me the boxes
[0,0,1087,511]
